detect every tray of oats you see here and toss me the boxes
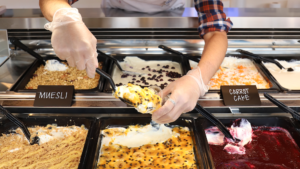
[10,55,108,92]
[0,115,99,169]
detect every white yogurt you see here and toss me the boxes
[45,60,68,71]
[230,118,252,147]
[223,144,246,155]
[205,126,225,146]
[205,118,253,155]
[264,60,300,90]
[189,60,198,70]
[101,124,180,148]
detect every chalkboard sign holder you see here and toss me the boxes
[221,85,261,106]
[34,85,74,107]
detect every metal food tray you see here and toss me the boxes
[258,55,300,93]
[88,116,212,169]
[103,54,190,92]
[9,54,110,93]
[188,54,281,93]
[196,116,300,168]
[0,115,100,169]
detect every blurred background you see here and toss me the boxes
[0,0,299,9]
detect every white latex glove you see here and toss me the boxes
[152,66,208,124]
[45,8,98,78]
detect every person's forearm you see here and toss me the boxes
[39,0,71,21]
[198,31,228,84]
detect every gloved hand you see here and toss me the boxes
[45,8,98,78]
[152,66,208,124]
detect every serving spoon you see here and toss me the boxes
[96,68,163,129]
[237,49,295,72]
[97,50,145,76]
[10,37,68,71]
[96,68,135,106]
[10,37,50,65]
[158,45,200,63]
[0,105,39,145]
[96,68,234,138]
[264,93,300,122]
[194,103,234,140]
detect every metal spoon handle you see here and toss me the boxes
[96,68,116,91]
[194,103,234,140]
[10,37,46,65]
[159,45,200,64]
[0,105,31,142]
[96,68,136,106]
[264,93,300,122]
[236,49,284,69]
[97,50,123,71]
[159,45,184,57]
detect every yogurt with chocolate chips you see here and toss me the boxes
[112,57,183,89]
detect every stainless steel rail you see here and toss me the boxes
[1,17,300,29]
[6,28,300,40]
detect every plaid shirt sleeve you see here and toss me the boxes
[68,0,78,5]
[194,0,233,38]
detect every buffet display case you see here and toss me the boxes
[1,7,300,169]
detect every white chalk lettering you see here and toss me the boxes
[229,88,249,95]
[56,92,60,99]
[51,92,55,99]
[60,92,64,99]
[245,95,250,100]
[38,92,68,99]
[39,92,46,98]
[46,92,51,99]
[234,95,250,102]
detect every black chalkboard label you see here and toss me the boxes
[34,85,74,106]
[221,85,261,106]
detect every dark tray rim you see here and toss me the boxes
[0,115,100,169]
[259,55,300,93]
[102,54,190,92]
[9,55,110,93]
[88,116,212,169]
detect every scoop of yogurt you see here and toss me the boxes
[45,60,68,71]
[205,118,253,155]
